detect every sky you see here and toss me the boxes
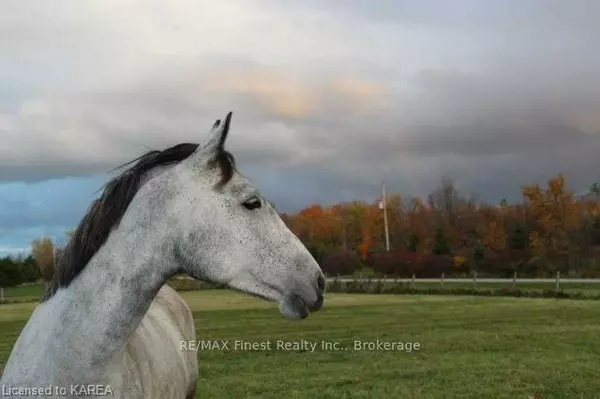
[1,0,600,256]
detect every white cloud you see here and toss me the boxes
[0,0,599,200]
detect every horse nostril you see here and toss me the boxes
[317,274,326,293]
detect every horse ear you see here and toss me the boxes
[192,112,232,162]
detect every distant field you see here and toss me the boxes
[4,280,600,304]
[1,290,599,398]
[0,284,46,302]
[372,281,600,294]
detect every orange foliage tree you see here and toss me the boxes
[31,236,55,282]
[521,174,582,268]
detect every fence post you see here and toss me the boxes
[473,270,477,288]
[555,271,560,292]
[411,273,415,289]
[0,287,3,303]
[441,272,444,289]
[512,271,517,289]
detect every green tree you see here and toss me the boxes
[0,257,24,287]
[473,243,485,271]
[432,227,451,255]
[406,232,420,252]
[20,255,40,282]
[508,223,529,250]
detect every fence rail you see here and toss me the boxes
[3,274,600,303]
[171,273,599,287]
[161,273,600,295]
[327,278,600,284]
[170,274,600,285]
[327,271,599,292]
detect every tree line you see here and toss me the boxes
[0,236,65,288]
[281,174,600,278]
[2,173,599,288]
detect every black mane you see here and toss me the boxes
[41,143,235,301]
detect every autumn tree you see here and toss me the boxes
[329,204,349,250]
[427,177,469,250]
[279,171,600,278]
[405,197,432,252]
[355,202,380,261]
[578,196,600,248]
[479,205,507,253]
[428,177,461,227]
[31,237,55,282]
[334,201,371,258]
[522,174,581,271]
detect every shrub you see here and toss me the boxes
[368,251,456,277]
[322,277,600,301]
[320,250,362,276]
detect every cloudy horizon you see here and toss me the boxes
[2,0,600,255]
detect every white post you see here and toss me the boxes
[555,271,560,292]
[411,273,415,289]
[512,271,517,289]
[473,270,477,288]
[0,287,4,302]
[441,272,444,289]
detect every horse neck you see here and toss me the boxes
[41,224,178,375]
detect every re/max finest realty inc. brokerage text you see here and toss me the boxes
[180,339,421,353]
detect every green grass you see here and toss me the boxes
[347,279,600,295]
[0,284,46,302]
[2,290,600,398]
[5,281,600,303]
[401,281,600,294]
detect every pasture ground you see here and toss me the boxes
[1,290,599,398]
[5,280,600,303]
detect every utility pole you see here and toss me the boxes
[341,205,348,250]
[379,182,390,252]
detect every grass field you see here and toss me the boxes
[335,280,600,295]
[0,284,46,302]
[1,290,600,398]
[5,280,600,304]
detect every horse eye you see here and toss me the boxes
[242,197,262,210]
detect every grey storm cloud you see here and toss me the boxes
[1,0,600,210]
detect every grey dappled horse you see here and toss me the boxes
[0,112,326,398]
